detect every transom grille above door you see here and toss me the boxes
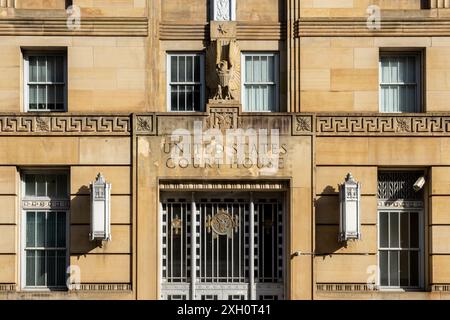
[160,191,285,300]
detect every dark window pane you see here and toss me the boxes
[46,213,56,247]
[389,250,399,287]
[186,86,193,111]
[179,86,186,111]
[47,250,56,287]
[56,175,68,198]
[171,56,178,82]
[57,212,66,248]
[26,250,36,286]
[47,85,55,110]
[171,88,178,111]
[380,212,389,248]
[35,250,46,286]
[47,56,55,82]
[29,85,37,110]
[56,250,66,286]
[410,251,419,287]
[55,56,64,82]
[179,56,186,82]
[410,212,419,248]
[37,85,46,109]
[36,175,46,197]
[194,56,200,82]
[55,85,64,110]
[36,212,46,247]
[400,251,409,287]
[37,56,46,82]
[194,87,201,111]
[400,213,409,248]
[26,212,36,247]
[380,251,389,286]
[47,175,57,198]
[25,174,35,197]
[29,56,37,82]
[390,212,399,248]
[186,56,193,82]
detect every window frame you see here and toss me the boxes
[379,51,423,113]
[166,52,205,112]
[20,170,70,291]
[241,52,280,112]
[377,208,425,291]
[23,51,68,113]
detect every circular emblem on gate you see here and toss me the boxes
[206,209,238,237]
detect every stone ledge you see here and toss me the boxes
[298,18,450,37]
[0,17,148,36]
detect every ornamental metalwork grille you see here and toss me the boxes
[377,171,424,290]
[21,172,69,289]
[160,192,285,300]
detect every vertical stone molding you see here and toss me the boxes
[429,0,450,8]
[0,0,14,8]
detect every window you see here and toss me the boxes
[377,171,424,290]
[167,53,204,111]
[24,52,67,112]
[242,53,279,112]
[22,172,69,289]
[379,53,421,113]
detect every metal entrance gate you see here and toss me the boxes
[160,192,285,300]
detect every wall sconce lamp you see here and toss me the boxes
[90,173,111,242]
[339,173,361,242]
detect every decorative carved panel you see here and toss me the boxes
[205,104,241,130]
[292,115,313,135]
[134,114,156,135]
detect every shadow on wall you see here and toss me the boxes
[70,185,104,259]
[313,185,347,260]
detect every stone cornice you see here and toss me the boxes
[0,17,148,36]
[298,17,450,37]
[159,22,285,40]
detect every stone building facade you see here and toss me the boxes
[0,0,450,300]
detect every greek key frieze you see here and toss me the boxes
[0,116,130,135]
[316,115,450,136]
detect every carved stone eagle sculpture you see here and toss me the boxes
[205,40,241,101]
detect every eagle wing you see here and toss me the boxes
[205,41,219,94]
[228,40,241,97]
